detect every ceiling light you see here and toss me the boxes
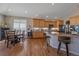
[7,8,12,12]
[51,3,54,6]
[25,10,28,14]
[46,16,48,18]
[54,17,58,19]
[35,14,39,17]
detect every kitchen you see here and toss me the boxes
[0,3,79,56]
[26,15,79,55]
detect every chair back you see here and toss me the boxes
[21,30,25,38]
[6,31,15,39]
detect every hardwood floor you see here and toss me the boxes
[0,38,75,56]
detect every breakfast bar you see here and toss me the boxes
[46,32,79,55]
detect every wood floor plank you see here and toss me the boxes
[0,39,75,56]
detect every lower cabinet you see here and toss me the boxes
[32,32,45,39]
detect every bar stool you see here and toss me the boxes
[45,36,51,47]
[57,36,71,56]
[44,33,51,47]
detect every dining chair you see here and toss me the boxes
[6,31,15,48]
[17,30,25,43]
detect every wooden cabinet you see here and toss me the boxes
[32,18,45,28]
[56,19,64,31]
[44,21,49,27]
[44,20,56,27]
[32,19,40,27]
[57,20,64,28]
[39,19,45,28]
[32,18,64,28]
[32,32,45,38]
[69,16,79,25]
[49,21,57,27]
[44,19,63,28]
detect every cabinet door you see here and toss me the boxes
[57,20,63,28]
[32,19,36,27]
[39,20,45,28]
[44,21,49,27]
[76,17,79,25]
[33,19,40,27]
[49,21,57,27]
[69,16,79,25]
[70,18,76,25]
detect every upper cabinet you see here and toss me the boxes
[32,18,64,28]
[32,19,40,27]
[32,18,45,28]
[69,16,79,25]
[44,20,57,27]
[39,19,45,28]
[56,19,64,28]
[44,21,49,27]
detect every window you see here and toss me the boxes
[14,22,19,30]
[13,19,26,31]
[20,23,26,30]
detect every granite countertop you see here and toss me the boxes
[46,32,79,37]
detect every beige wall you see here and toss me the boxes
[4,16,14,30]
[4,16,32,30]
[26,18,33,28]
[0,15,5,27]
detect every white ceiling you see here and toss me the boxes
[0,3,79,19]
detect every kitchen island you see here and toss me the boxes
[32,31,45,39]
[46,32,79,55]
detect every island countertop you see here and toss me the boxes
[48,32,79,37]
[46,32,79,55]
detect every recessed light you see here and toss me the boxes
[46,16,48,18]
[35,14,39,17]
[51,3,54,6]
[25,10,28,14]
[7,8,12,12]
[54,17,58,19]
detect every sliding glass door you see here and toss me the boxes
[13,19,27,34]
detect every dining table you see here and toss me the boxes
[14,33,23,43]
